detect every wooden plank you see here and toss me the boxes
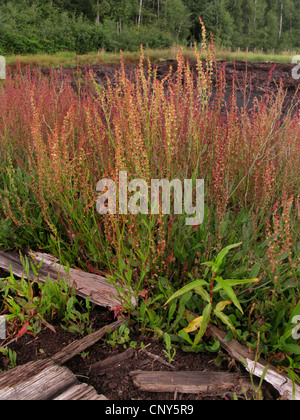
[130,370,248,394]
[53,383,108,400]
[0,250,136,309]
[0,359,107,400]
[52,318,125,365]
[0,359,77,400]
[207,325,300,400]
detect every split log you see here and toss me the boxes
[207,325,300,400]
[0,250,136,309]
[130,370,249,394]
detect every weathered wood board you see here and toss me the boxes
[130,370,249,394]
[0,250,136,309]
[53,383,108,400]
[207,324,300,400]
[0,359,107,400]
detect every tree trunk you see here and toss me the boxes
[96,0,100,25]
[279,0,283,39]
[138,0,143,28]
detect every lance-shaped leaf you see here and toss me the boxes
[213,277,259,293]
[214,309,237,338]
[193,303,212,347]
[194,285,210,303]
[215,300,232,312]
[215,276,244,314]
[183,316,204,333]
[178,329,194,345]
[214,242,242,271]
[164,279,208,306]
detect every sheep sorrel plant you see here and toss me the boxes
[0,21,299,371]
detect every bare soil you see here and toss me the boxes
[9,59,299,110]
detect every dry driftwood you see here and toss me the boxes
[207,324,300,400]
[130,370,249,394]
[0,250,136,309]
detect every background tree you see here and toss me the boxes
[0,0,299,54]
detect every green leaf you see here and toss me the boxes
[193,303,212,347]
[168,301,177,323]
[214,310,237,338]
[290,301,300,319]
[194,286,210,303]
[163,332,171,348]
[178,329,193,345]
[164,279,208,306]
[183,316,204,333]
[214,276,244,314]
[213,277,260,293]
[281,344,300,355]
[208,340,220,352]
[215,300,232,312]
[201,260,219,274]
[249,263,261,278]
[66,297,74,313]
[214,242,242,272]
